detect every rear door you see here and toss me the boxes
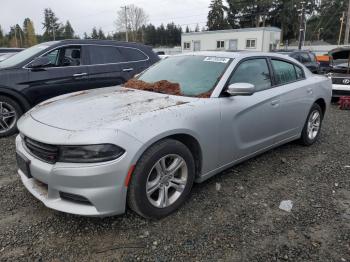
[269,58,312,141]
[86,45,125,88]
[25,45,90,105]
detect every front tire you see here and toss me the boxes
[299,103,323,146]
[127,139,195,219]
[0,96,23,138]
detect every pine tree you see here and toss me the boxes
[63,20,74,39]
[207,0,230,31]
[91,27,99,39]
[98,28,106,39]
[0,25,4,46]
[185,26,190,33]
[23,18,37,47]
[42,8,60,41]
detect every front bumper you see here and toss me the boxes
[332,84,350,97]
[16,135,129,217]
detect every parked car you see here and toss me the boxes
[326,47,350,98]
[15,51,332,219]
[0,48,24,62]
[275,50,320,74]
[0,40,159,137]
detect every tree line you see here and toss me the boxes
[207,0,348,45]
[0,7,184,48]
[1,1,347,49]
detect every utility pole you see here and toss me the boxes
[121,6,129,42]
[317,28,323,41]
[344,0,350,44]
[339,12,345,45]
[298,2,306,50]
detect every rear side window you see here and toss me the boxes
[229,58,271,92]
[295,66,304,79]
[119,47,148,61]
[300,53,311,63]
[89,46,122,64]
[272,59,299,85]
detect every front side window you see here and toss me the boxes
[246,39,256,48]
[89,46,122,64]
[217,40,225,49]
[136,55,231,97]
[43,46,81,67]
[184,42,191,50]
[229,58,271,92]
[271,59,298,85]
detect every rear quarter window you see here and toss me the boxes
[118,47,148,62]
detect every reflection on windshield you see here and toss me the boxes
[130,55,231,97]
[0,42,58,68]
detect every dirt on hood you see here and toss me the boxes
[123,79,182,96]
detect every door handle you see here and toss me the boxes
[73,73,87,77]
[307,88,313,94]
[270,100,280,106]
[123,68,134,72]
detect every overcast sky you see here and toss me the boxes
[2,0,210,36]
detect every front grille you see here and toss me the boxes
[23,137,58,164]
[332,77,350,85]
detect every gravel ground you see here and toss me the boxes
[0,104,349,262]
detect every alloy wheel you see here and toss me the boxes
[0,102,17,134]
[307,110,321,140]
[146,154,188,208]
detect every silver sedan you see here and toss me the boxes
[15,51,332,219]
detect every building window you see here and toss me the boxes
[246,39,256,48]
[216,40,225,49]
[184,42,191,50]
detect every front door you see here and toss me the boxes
[219,58,282,165]
[229,40,238,50]
[25,45,90,105]
[194,41,201,51]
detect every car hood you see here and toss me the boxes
[30,86,192,131]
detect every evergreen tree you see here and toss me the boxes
[207,0,230,30]
[83,32,89,39]
[98,28,106,39]
[42,8,60,41]
[0,25,4,46]
[23,18,37,47]
[63,20,74,39]
[91,27,99,39]
[185,26,190,33]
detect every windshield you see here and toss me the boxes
[134,55,231,97]
[0,42,58,68]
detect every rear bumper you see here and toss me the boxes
[16,135,128,217]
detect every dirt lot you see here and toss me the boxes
[0,104,349,262]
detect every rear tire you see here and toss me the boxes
[127,139,195,219]
[299,103,323,146]
[0,96,23,138]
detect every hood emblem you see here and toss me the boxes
[343,79,350,84]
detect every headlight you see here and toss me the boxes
[58,144,125,163]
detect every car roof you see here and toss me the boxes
[46,39,150,48]
[175,51,293,60]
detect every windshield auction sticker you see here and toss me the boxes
[204,57,230,63]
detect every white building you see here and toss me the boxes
[181,27,281,53]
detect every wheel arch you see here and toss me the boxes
[0,87,31,112]
[130,130,203,179]
[314,98,326,118]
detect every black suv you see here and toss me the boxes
[0,40,159,137]
[275,50,320,74]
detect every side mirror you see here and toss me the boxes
[29,57,51,68]
[226,83,255,96]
